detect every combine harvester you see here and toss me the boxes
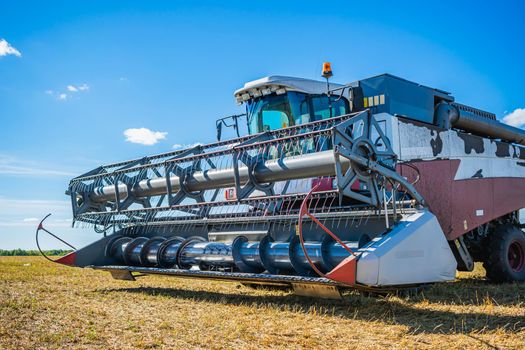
[38,63,525,298]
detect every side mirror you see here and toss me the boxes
[216,121,223,141]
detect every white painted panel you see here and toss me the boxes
[356,210,457,286]
[397,120,451,160]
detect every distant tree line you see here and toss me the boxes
[0,249,73,256]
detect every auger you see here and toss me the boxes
[38,64,525,298]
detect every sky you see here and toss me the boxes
[1,1,525,249]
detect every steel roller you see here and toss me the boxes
[106,234,370,276]
[90,150,350,203]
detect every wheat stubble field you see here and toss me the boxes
[0,256,524,349]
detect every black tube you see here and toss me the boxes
[444,103,525,146]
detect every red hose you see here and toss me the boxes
[297,185,355,282]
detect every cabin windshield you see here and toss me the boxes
[246,91,349,134]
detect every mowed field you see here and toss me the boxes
[0,256,524,349]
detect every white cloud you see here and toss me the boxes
[502,108,525,128]
[172,142,203,150]
[0,165,74,177]
[124,128,167,146]
[53,218,73,223]
[47,84,89,101]
[67,83,89,92]
[0,197,72,227]
[23,217,39,222]
[0,39,21,57]
[0,154,76,177]
[0,197,96,250]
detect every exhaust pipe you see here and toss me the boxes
[436,102,525,146]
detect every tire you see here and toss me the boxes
[483,225,525,283]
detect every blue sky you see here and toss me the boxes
[1,1,524,249]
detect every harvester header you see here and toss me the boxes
[38,69,525,298]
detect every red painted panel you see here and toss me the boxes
[450,178,494,239]
[311,177,334,191]
[449,177,525,239]
[402,160,525,240]
[55,252,76,266]
[325,255,357,285]
[492,178,525,224]
[399,160,455,237]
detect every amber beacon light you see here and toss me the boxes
[322,62,333,78]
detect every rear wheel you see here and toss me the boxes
[483,225,525,283]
